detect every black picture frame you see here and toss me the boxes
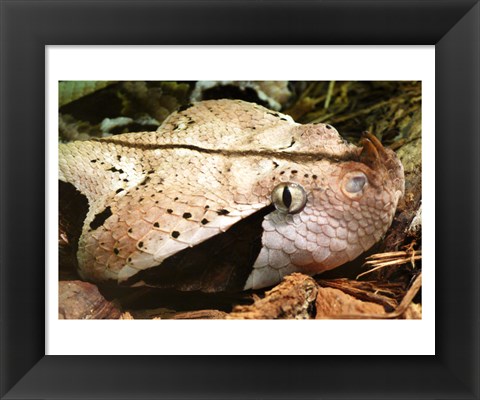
[1,1,479,399]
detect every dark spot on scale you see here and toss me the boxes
[291,170,298,174]
[116,188,124,194]
[139,176,150,185]
[154,222,160,228]
[280,117,287,121]
[201,218,209,225]
[100,162,105,165]
[155,201,159,204]
[326,125,332,130]
[138,241,144,248]
[273,161,279,168]
[167,209,173,214]
[139,198,143,202]
[304,174,309,178]
[205,205,210,209]
[90,159,97,163]
[312,174,318,179]
[251,127,256,130]
[113,248,119,255]
[272,177,276,180]
[117,155,121,161]
[173,124,179,130]
[217,209,230,216]
[188,120,195,124]
[127,257,132,262]
[267,112,280,117]
[89,206,112,230]
[280,171,285,175]
[171,231,180,239]
[147,170,155,174]
[128,228,133,233]
[174,197,179,201]
[183,212,192,219]
[108,167,124,174]
[123,179,129,182]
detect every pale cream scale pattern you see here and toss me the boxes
[59,99,404,291]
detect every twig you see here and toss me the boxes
[356,248,421,279]
[327,93,412,124]
[324,273,422,319]
[356,256,421,279]
[324,81,335,109]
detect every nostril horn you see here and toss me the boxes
[359,137,380,166]
[361,132,388,154]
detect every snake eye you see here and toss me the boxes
[271,182,307,214]
[342,172,368,196]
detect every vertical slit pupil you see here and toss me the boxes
[282,186,292,209]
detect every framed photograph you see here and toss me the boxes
[1,1,479,399]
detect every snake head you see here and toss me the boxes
[245,127,405,290]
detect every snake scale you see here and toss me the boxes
[59,99,404,292]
